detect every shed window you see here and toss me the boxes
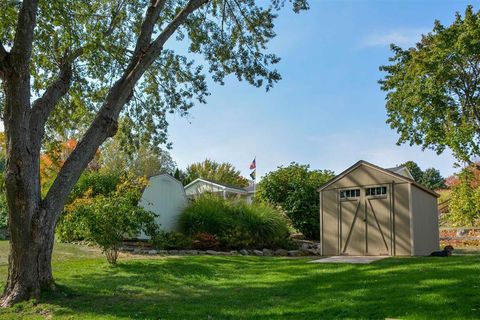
[366,186,387,197]
[340,188,360,199]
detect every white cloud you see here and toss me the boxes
[361,28,429,48]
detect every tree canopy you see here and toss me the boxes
[380,6,480,163]
[256,163,334,240]
[184,159,249,187]
[99,128,176,178]
[400,161,446,190]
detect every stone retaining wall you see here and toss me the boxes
[120,240,322,257]
[440,227,480,247]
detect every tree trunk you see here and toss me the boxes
[0,56,56,306]
[0,157,57,306]
[0,221,53,306]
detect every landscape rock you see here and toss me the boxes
[301,243,310,250]
[206,250,219,255]
[240,249,249,255]
[157,250,168,255]
[287,250,301,257]
[299,249,313,256]
[230,250,239,255]
[168,250,179,255]
[274,249,288,256]
[262,249,273,256]
[305,248,320,256]
[147,250,158,255]
[253,250,264,256]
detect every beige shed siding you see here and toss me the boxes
[410,185,439,255]
[321,189,339,255]
[319,162,439,256]
[328,165,413,255]
[327,165,406,190]
[393,183,411,255]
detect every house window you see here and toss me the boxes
[340,188,360,199]
[366,186,388,197]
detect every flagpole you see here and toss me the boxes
[249,156,256,202]
[254,156,256,200]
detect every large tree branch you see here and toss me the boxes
[150,0,208,53]
[132,0,168,57]
[43,0,210,217]
[28,47,85,149]
[11,0,38,67]
[28,63,73,148]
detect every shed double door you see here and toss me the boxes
[339,191,392,255]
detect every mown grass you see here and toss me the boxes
[0,241,479,319]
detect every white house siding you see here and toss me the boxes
[139,174,188,236]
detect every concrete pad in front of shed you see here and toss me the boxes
[309,256,389,264]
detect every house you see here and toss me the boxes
[184,178,255,204]
[138,174,188,234]
[318,160,439,256]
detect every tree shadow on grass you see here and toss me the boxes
[39,255,480,319]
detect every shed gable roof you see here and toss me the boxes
[318,160,439,197]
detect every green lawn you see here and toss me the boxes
[0,241,479,319]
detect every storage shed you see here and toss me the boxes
[318,160,439,256]
[139,174,188,234]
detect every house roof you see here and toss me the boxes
[184,178,248,194]
[244,184,256,193]
[386,166,414,180]
[318,160,439,197]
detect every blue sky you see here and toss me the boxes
[167,0,474,179]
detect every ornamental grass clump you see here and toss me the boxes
[179,193,236,236]
[179,193,289,249]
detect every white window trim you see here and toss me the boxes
[366,185,388,198]
[339,188,360,201]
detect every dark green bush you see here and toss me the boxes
[152,232,193,250]
[257,163,335,240]
[179,194,289,249]
[69,171,121,202]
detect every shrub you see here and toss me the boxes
[56,174,158,264]
[179,194,235,236]
[152,232,193,250]
[448,169,480,227]
[56,197,92,242]
[69,171,121,202]
[193,232,219,250]
[56,173,146,242]
[256,163,335,240]
[82,195,158,264]
[234,202,290,248]
[179,194,289,249]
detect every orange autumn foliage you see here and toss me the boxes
[40,139,100,189]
